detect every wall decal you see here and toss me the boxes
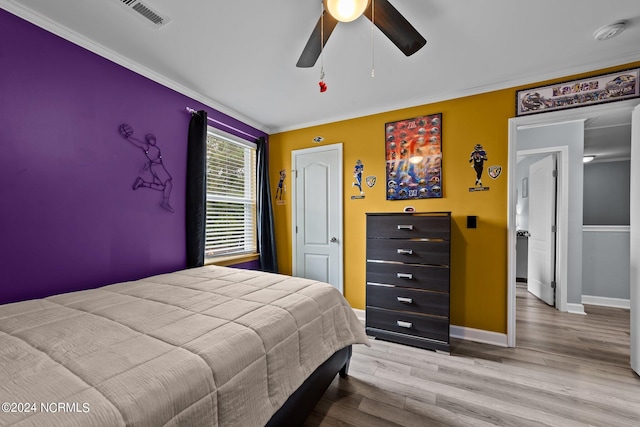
[119,123,174,212]
[488,165,502,179]
[365,175,377,188]
[351,160,365,199]
[275,169,286,205]
[386,113,442,200]
[469,143,489,192]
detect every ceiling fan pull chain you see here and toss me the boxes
[319,1,328,92]
[371,0,375,78]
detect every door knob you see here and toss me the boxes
[330,237,338,243]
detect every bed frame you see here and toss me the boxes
[265,345,352,426]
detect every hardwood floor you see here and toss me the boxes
[305,286,639,426]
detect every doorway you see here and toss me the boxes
[291,143,344,294]
[507,99,640,351]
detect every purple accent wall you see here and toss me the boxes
[0,10,267,304]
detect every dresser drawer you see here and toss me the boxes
[366,261,449,293]
[366,239,449,266]
[365,307,449,343]
[367,214,450,239]
[367,284,449,317]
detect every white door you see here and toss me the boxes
[630,104,639,375]
[291,144,343,294]
[527,154,556,306]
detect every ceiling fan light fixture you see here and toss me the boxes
[324,0,370,23]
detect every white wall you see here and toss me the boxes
[582,227,630,301]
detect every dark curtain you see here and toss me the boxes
[256,137,278,272]
[186,110,207,268]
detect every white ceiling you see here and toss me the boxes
[584,111,632,162]
[2,0,640,138]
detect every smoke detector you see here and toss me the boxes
[112,0,172,28]
[593,21,626,41]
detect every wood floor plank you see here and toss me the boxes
[373,367,588,427]
[308,287,640,426]
[404,397,497,427]
[307,397,402,427]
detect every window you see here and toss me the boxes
[205,128,256,259]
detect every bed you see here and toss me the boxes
[0,265,369,426]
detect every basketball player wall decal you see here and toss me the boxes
[275,169,286,203]
[119,123,174,213]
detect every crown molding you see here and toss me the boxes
[273,54,640,133]
[0,1,271,134]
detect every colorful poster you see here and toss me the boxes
[385,113,442,200]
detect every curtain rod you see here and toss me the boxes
[185,107,262,141]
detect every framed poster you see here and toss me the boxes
[385,113,442,200]
[516,68,639,116]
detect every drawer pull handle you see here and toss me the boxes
[397,273,413,280]
[397,321,413,329]
[397,296,413,304]
[397,224,414,230]
[397,249,413,255]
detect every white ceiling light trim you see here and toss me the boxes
[324,0,370,22]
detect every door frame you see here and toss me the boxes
[631,104,640,375]
[290,143,344,293]
[507,99,640,348]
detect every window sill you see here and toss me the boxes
[205,253,260,267]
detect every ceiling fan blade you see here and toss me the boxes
[296,11,339,68]
[364,0,426,56]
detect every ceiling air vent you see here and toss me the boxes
[114,0,172,28]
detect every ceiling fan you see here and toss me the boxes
[296,0,426,68]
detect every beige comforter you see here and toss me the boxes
[0,266,368,426]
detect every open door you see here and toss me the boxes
[631,105,639,375]
[527,154,556,306]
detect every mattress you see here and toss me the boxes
[0,265,369,426]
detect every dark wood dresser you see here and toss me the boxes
[365,212,451,352]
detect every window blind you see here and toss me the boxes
[205,132,257,258]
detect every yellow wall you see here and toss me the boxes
[268,62,640,334]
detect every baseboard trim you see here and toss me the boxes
[353,308,508,347]
[582,295,630,309]
[450,325,508,347]
[566,303,586,315]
